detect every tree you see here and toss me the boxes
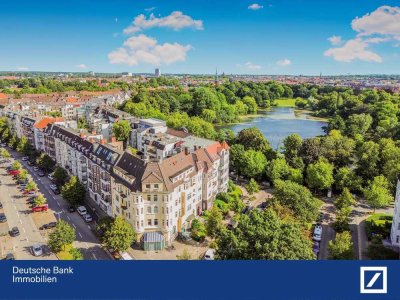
[364,176,393,212]
[11,161,21,170]
[103,216,136,252]
[190,219,206,242]
[267,157,290,183]
[112,120,131,143]
[69,247,83,260]
[334,206,352,232]
[25,181,37,192]
[0,148,10,158]
[235,127,271,154]
[17,169,28,181]
[241,150,267,178]
[48,220,76,252]
[274,180,321,223]
[356,141,380,180]
[321,130,355,167]
[334,167,362,193]
[334,188,355,210]
[306,158,334,191]
[205,205,224,238]
[345,113,373,137]
[61,176,86,206]
[328,231,354,260]
[16,136,31,155]
[77,117,88,129]
[283,133,303,164]
[37,153,55,172]
[34,194,47,206]
[245,178,259,195]
[216,209,315,260]
[53,166,68,186]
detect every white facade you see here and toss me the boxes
[390,180,400,248]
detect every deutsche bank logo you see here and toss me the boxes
[360,267,387,294]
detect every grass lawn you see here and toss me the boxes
[274,98,296,107]
[56,244,74,260]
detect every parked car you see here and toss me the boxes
[26,198,35,205]
[203,249,215,260]
[313,225,323,241]
[0,201,2,209]
[33,166,39,172]
[47,174,54,181]
[17,179,28,184]
[32,244,43,256]
[27,161,34,166]
[77,206,87,216]
[0,213,7,223]
[32,204,48,212]
[38,171,45,177]
[10,227,20,237]
[68,206,76,213]
[49,184,57,190]
[22,156,29,161]
[83,214,93,222]
[40,222,57,230]
[5,253,15,260]
[52,188,60,195]
[8,170,20,175]
[227,219,238,230]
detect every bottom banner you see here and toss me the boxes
[0,260,399,300]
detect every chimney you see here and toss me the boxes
[101,138,106,145]
[111,136,116,143]
[184,147,189,155]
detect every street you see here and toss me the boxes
[2,148,110,260]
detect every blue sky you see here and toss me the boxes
[0,0,399,75]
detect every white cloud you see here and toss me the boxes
[248,3,263,10]
[328,35,343,46]
[351,6,400,39]
[145,7,156,12]
[16,66,29,71]
[324,38,382,62]
[244,62,262,70]
[276,59,291,66]
[124,11,203,34]
[76,64,88,69]
[108,34,192,66]
[325,6,400,63]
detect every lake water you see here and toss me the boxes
[221,107,327,150]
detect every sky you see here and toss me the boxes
[0,0,400,75]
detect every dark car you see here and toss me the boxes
[27,161,34,166]
[0,214,7,223]
[40,222,57,230]
[10,227,20,237]
[0,201,2,209]
[258,202,268,209]
[69,206,76,213]
[26,198,35,205]
[52,188,60,195]
[5,253,15,260]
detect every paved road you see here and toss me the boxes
[0,162,57,260]
[7,149,110,260]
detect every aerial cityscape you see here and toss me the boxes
[0,0,399,262]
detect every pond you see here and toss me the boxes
[221,107,327,150]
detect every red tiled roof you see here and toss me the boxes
[34,117,64,129]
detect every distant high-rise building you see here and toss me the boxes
[155,68,161,77]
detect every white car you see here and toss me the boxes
[22,156,29,161]
[47,174,54,181]
[313,225,323,241]
[77,206,87,216]
[33,167,39,172]
[32,244,43,256]
[49,184,57,190]
[83,214,93,222]
[204,249,215,260]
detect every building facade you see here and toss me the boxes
[390,180,400,248]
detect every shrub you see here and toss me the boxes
[365,214,392,240]
[366,236,398,260]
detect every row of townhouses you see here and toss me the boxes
[1,104,230,247]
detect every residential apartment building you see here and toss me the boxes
[391,180,400,249]
[111,141,229,244]
[87,143,121,216]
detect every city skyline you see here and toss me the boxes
[1,0,400,75]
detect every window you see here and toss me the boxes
[154,184,159,189]
[154,206,158,213]
[147,195,151,201]
[136,209,139,216]
[115,206,120,214]
[397,236,400,243]
[136,221,139,227]
[154,194,158,202]
[398,222,400,230]
[154,219,158,226]
[146,184,150,189]
[141,220,143,227]
[141,208,143,214]
[147,219,152,226]
[147,206,152,213]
